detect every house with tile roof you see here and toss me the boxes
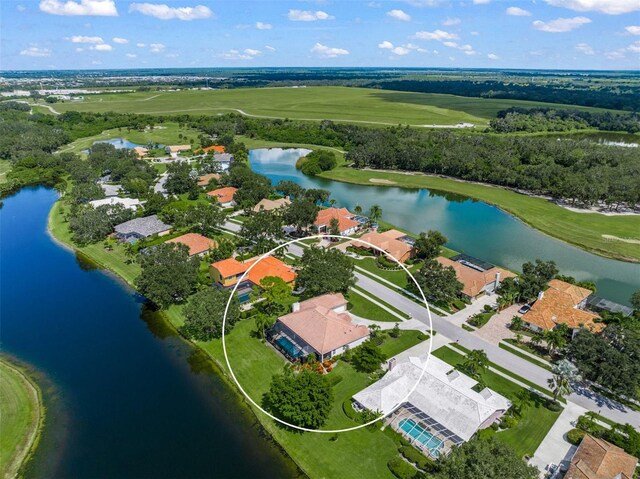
[197,173,220,187]
[314,207,359,236]
[352,229,414,263]
[114,215,172,242]
[165,145,191,157]
[166,233,217,257]
[207,186,238,208]
[564,434,638,479]
[199,145,225,154]
[209,255,296,288]
[252,197,291,213]
[521,279,602,334]
[436,256,516,301]
[133,146,148,159]
[352,354,511,459]
[269,293,369,361]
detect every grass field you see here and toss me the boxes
[45,86,613,127]
[0,358,43,478]
[321,167,640,263]
[432,346,561,458]
[58,122,203,155]
[347,288,409,322]
[0,160,11,184]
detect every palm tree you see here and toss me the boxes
[329,198,337,208]
[544,328,567,354]
[255,313,274,339]
[368,204,382,227]
[460,349,489,379]
[510,316,523,331]
[354,204,363,216]
[547,359,581,403]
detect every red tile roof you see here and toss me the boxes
[197,173,220,187]
[210,255,296,286]
[207,186,238,204]
[201,145,225,153]
[565,435,638,479]
[436,257,515,298]
[314,207,359,234]
[167,233,217,256]
[353,230,413,263]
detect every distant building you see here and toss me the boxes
[100,183,122,197]
[252,197,291,213]
[269,293,369,361]
[89,197,142,210]
[352,229,414,263]
[353,354,511,459]
[564,434,638,479]
[165,145,191,157]
[199,145,225,154]
[197,173,220,187]
[207,186,238,208]
[436,255,515,301]
[166,233,217,257]
[133,146,148,159]
[114,215,172,242]
[522,279,602,334]
[314,207,359,236]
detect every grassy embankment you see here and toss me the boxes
[0,358,45,478]
[0,160,11,184]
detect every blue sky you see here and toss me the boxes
[2,0,639,70]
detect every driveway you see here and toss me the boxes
[446,294,496,327]
[472,304,519,345]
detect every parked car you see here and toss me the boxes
[518,304,532,314]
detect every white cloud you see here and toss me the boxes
[367,1,382,7]
[378,40,394,49]
[443,41,458,48]
[460,44,476,55]
[91,60,102,65]
[605,49,625,59]
[16,5,26,12]
[20,46,52,57]
[126,53,137,58]
[39,0,117,16]
[575,42,594,54]
[625,26,640,36]
[391,46,410,55]
[532,16,591,32]
[387,9,411,21]
[487,53,499,60]
[219,48,262,60]
[414,29,458,41]
[628,41,640,53]
[136,43,146,48]
[544,0,639,15]
[288,9,334,21]
[149,43,165,53]
[129,3,213,21]
[244,48,262,56]
[403,0,446,6]
[75,47,84,52]
[69,35,104,43]
[506,6,531,16]
[92,44,112,51]
[265,45,276,52]
[310,43,349,58]
[442,17,461,26]
[256,21,272,30]
[112,37,129,44]
[473,0,490,4]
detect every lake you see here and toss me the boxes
[249,148,640,306]
[0,187,300,479]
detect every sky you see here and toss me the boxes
[1,0,639,71]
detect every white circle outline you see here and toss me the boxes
[222,233,433,433]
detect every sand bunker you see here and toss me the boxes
[369,178,397,185]
[602,235,640,244]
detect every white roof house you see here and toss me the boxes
[89,197,142,210]
[353,355,510,451]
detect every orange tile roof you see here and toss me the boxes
[252,197,291,212]
[436,257,516,298]
[201,145,225,153]
[197,173,220,187]
[210,255,296,286]
[353,231,413,263]
[279,294,369,355]
[167,233,217,256]
[207,186,238,204]
[314,207,359,234]
[522,279,602,332]
[565,435,638,479]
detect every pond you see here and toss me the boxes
[0,187,300,479]
[249,148,640,306]
[93,138,159,149]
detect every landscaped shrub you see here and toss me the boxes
[546,400,563,412]
[567,428,586,445]
[342,398,359,421]
[387,456,418,479]
[377,255,401,269]
[399,446,436,472]
[451,299,466,311]
[500,415,519,429]
[326,373,343,387]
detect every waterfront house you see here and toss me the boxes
[89,197,142,211]
[352,354,511,459]
[166,233,217,257]
[165,145,191,158]
[314,207,359,236]
[252,197,291,213]
[197,173,220,187]
[209,255,296,288]
[436,254,515,301]
[521,279,602,335]
[207,187,238,208]
[213,153,233,171]
[269,293,369,361]
[133,146,148,159]
[351,229,414,263]
[564,434,638,479]
[114,215,172,242]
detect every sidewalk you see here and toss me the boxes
[446,295,496,327]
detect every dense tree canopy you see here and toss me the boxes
[296,247,355,296]
[409,259,463,304]
[69,204,133,245]
[182,288,240,341]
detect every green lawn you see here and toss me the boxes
[432,347,561,458]
[379,330,427,359]
[0,160,11,184]
[347,289,409,322]
[353,257,412,289]
[322,167,640,263]
[0,358,43,478]
[57,121,203,155]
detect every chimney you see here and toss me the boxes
[494,271,501,289]
[537,291,544,301]
[388,357,397,371]
[292,302,300,312]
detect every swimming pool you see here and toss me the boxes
[275,336,304,360]
[399,418,443,456]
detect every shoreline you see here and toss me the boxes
[0,357,46,479]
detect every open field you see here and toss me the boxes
[321,167,640,263]
[0,358,44,478]
[0,160,11,184]
[57,122,203,155]
[45,86,615,127]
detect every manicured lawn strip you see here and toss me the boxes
[432,347,561,458]
[499,342,552,371]
[320,167,640,262]
[0,159,11,184]
[353,257,411,289]
[347,289,407,322]
[379,331,428,359]
[0,358,44,478]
